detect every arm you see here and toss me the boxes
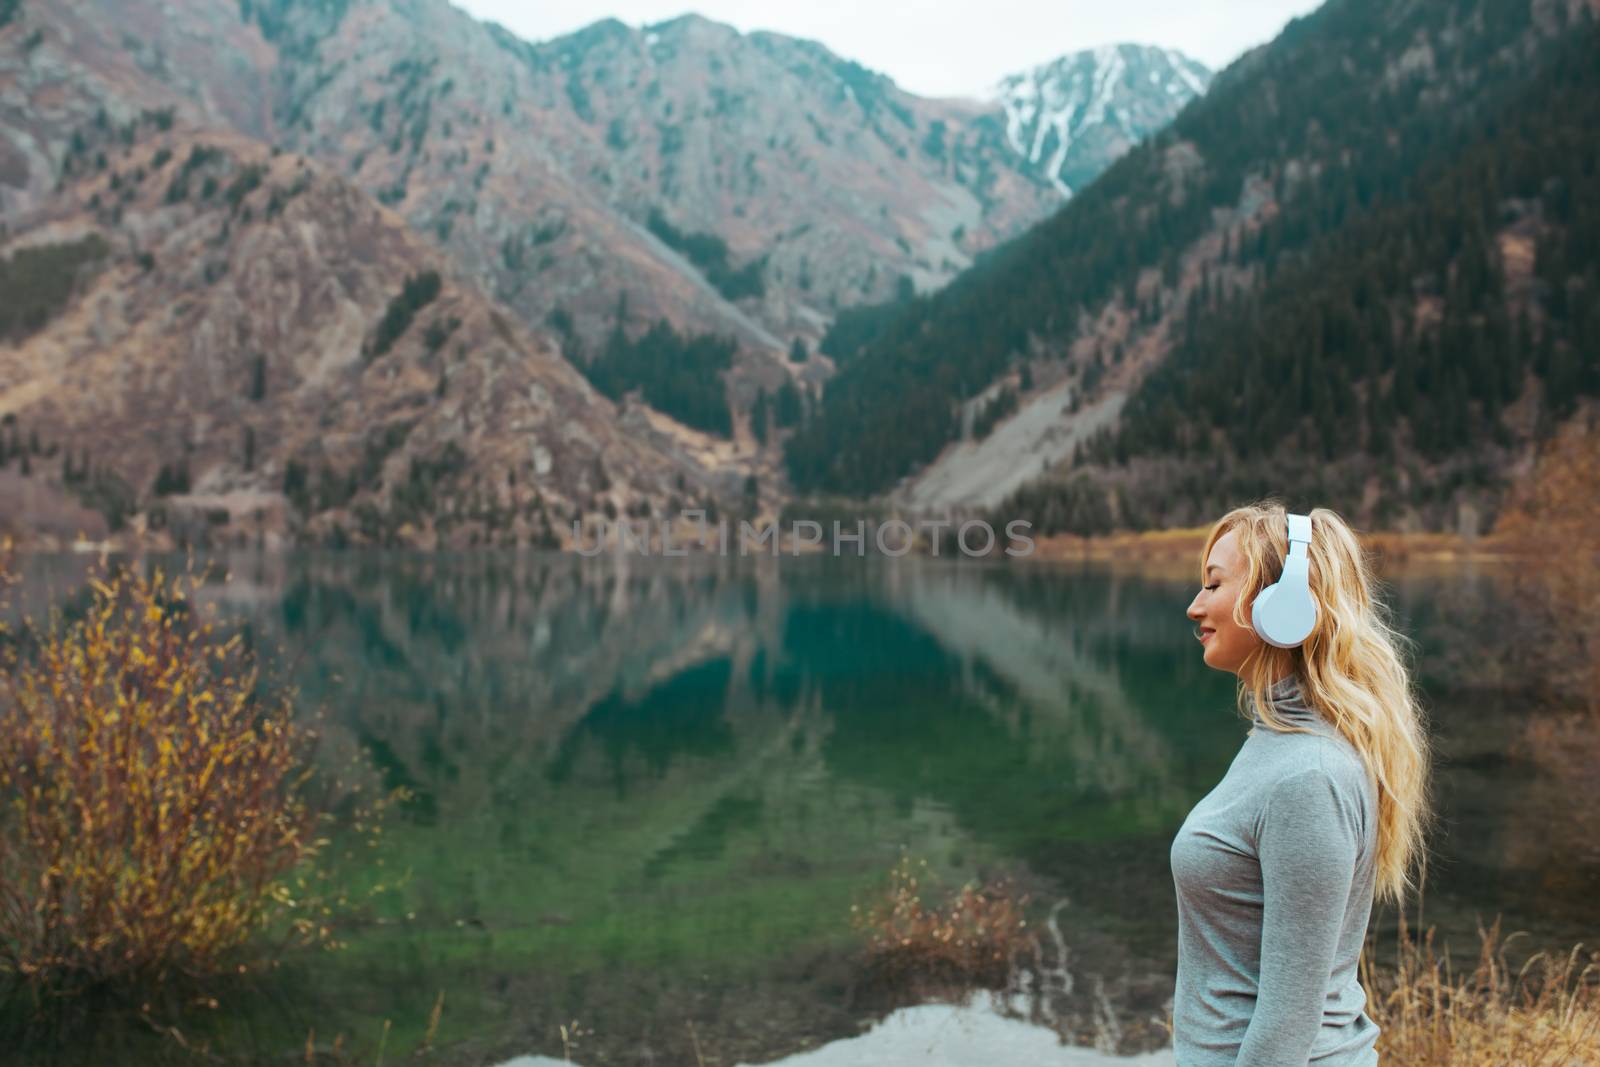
[1236,766,1360,1067]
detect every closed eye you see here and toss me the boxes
[1204,584,1219,591]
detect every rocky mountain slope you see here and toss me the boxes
[236,3,1205,350]
[0,117,719,549]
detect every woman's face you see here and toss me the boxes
[1187,529,1261,676]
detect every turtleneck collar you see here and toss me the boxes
[1253,672,1325,728]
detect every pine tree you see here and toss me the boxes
[751,387,770,446]
[774,380,802,429]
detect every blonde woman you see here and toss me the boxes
[1172,503,1431,1066]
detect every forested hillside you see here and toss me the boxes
[784,0,1600,535]
[1045,21,1600,532]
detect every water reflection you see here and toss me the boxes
[548,657,738,796]
[2,551,1593,1065]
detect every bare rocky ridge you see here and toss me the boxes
[0,121,711,549]
[232,3,1207,350]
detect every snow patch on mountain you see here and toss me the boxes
[993,44,1213,200]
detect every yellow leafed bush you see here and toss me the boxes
[0,557,335,992]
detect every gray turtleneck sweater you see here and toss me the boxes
[1169,673,1381,1066]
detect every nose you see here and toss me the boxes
[1187,592,1204,621]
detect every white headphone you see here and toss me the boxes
[1251,512,1317,649]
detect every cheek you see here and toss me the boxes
[1214,591,1238,627]
[1215,596,1247,642]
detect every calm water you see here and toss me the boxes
[4,551,1595,1066]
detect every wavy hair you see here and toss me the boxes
[1199,500,1432,906]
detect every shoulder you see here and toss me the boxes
[1255,750,1372,848]
[1306,731,1370,793]
[1264,758,1365,810]
[1253,722,1370,795]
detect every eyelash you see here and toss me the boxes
[1204,583,1219,591]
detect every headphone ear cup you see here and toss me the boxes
[1255,582,1317,648]
[1251,584,1278,635]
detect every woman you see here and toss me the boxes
[1172,502,1431,1066]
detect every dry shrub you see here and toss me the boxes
[850,852,1032,993]
[0,558,353,994]
[1364,913,1600,1066]
[1491,409,1600,715]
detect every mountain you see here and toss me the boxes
[0,0,1210,547]
[990,44,1213,199]
[0,120,707,549]
[0,0,1211,352]
[238,7,1205,349]
[785,0,1600,539]
[0,0,1062,350]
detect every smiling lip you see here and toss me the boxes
[1198,628,1215,643]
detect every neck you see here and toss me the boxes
[1256,671,1321,725]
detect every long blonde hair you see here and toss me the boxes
[1200,500,1432,906]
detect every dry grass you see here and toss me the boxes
[296,991,444,1067]
[0,553,376,996]
[1364,912,1600,1066]
[850,851,1032,993]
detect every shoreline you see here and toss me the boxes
[1020,527,1536,567]
[2,524,1543,566]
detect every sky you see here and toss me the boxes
[451,0,1328,99]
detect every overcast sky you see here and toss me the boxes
[451,0,1327,98]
